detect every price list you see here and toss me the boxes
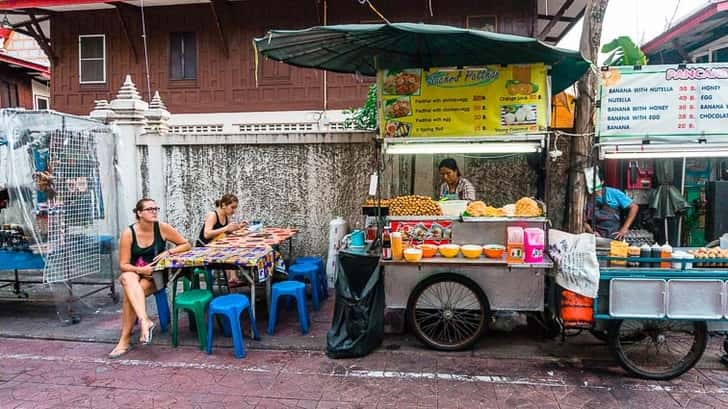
[598,64,728,139]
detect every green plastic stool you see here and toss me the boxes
[172,269,214,351]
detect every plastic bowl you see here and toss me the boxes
[417,244,438,258]
[438,244,460,258]
[461,244,483,259]
[483,244,506,259]
[404,248,423,262]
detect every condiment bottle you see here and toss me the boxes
[650,243,662,268]
[382,227,392,260]
[639,244,651,268]
[627,245,640,267]
[660,243,673,268]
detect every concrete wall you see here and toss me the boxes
[138,135,375,257]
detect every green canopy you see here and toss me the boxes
[254,23,591,93]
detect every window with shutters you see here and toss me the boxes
[169,32,197,80]
[79,35,106,84]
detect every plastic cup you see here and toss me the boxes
[391,232,404,260]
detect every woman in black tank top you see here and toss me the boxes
[109,198,191,359]
[197,194,246,285]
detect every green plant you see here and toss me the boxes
[344,84,377,130]
[601,36,647,66]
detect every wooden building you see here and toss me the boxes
[1,0,584,130]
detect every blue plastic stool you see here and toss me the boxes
[153,288,170,333]
[294,256,328,299]
[287,263,320,311]
[267,281,309,335]
[206,294,259,359]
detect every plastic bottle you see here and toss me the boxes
[639,244,651,268]
[650,243,662,268]
[382,227,392,260]
[627,245,640,267]
[660,243,673,268]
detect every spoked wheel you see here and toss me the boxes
[608,319,707,380]
[407,273,489,351]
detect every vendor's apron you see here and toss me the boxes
[594,204,621,238]
[442,192,459,201]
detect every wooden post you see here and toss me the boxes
[568,0,609,233]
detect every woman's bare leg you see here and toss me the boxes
[111,273,157,351]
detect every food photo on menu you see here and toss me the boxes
[382,69,422,95]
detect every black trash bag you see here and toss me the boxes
[326,250,384,359]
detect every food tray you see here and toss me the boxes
[387,216,459,221]
[462,216,548,223]
[666,279,723,319]
[609,278,666,318]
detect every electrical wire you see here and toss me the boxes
[358,0,390,24]
[139,0,153,102]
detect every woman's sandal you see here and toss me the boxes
[108,344,135,359]
[141,322,156,345]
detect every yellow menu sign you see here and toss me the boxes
[378,64,548,137]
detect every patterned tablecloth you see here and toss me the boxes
[206,227,299,248]
[155,246,274,282]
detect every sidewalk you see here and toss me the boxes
[0,282,727,370]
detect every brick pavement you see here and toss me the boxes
[1,337,728,408]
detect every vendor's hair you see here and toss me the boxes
[133,198,155,220]
[438,158,461,176]
[215,194,238,208]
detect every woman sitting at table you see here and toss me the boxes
[109,198,190,359]
[197,194,245,285]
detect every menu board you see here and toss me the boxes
[597,64,728,140]
[378,64,548,137]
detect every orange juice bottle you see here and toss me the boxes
[506,227,524,264]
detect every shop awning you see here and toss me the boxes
[254,23,590,94]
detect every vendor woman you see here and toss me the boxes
[438,158,476,201]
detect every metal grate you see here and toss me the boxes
[43,129,103,283]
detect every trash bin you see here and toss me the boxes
[326,250,383,359]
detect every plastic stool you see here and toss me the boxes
[267,281,309,335]
[288,263,320,311]
[206,294,259,358]
[172,288,213,350]
[294,256,328,299]
[153,288,170,333]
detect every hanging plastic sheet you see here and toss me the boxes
[0,110,119,315]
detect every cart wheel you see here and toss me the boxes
[589,329,609,343]
[406,273,489,351]
[608,319,707,380]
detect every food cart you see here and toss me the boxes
[255,23,587,348]
[582,62,728,380]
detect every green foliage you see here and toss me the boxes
[601,36,647,66]
[344,84,378,131]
